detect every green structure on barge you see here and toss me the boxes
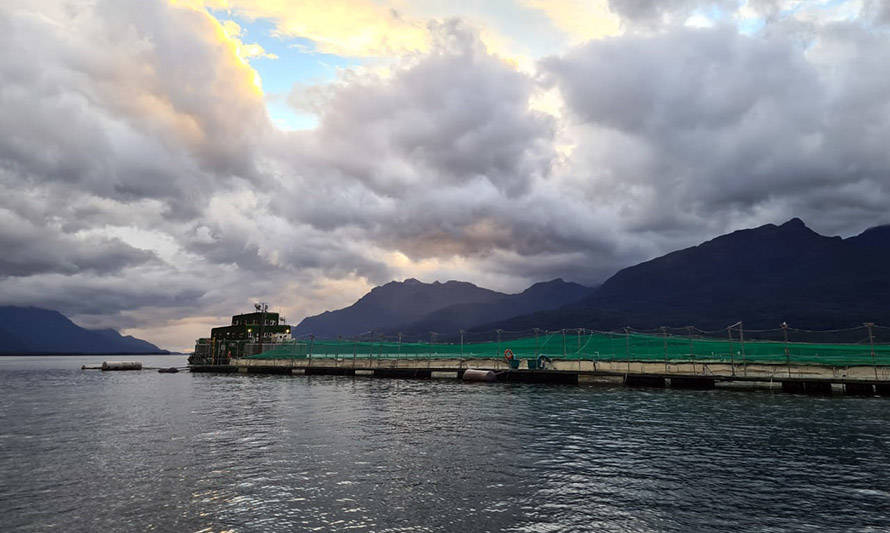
[190,304,292,365]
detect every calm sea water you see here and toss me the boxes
[1,355,889,532]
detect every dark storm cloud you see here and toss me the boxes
[0,270,207,316]
[2,0,890,348]
[275,21,622,270]
[0,215,156,277]
[541,23,890,238]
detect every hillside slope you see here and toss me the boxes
[0,306,167,354]
[477,219,890,331]
[292,279,505,338]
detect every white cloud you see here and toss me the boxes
[1,0,889,351]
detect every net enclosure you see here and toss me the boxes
[247,325,890,367]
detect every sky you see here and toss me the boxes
[2,0,889,351]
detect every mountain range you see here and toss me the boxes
[482,218,890,332]
[293,218,890,338]
[292,278,594,338]
[0,307,167,354]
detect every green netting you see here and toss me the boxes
[246,330,890,366]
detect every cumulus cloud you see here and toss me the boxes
[2,0,890,350]
[198,0,431,57]
[0,208,156,277]
[286,20,555,196]
[0,0,268,215]
[541,22,890,237]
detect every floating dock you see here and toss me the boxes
[189,325,890,396]
[190,356,890,396]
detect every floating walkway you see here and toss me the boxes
[190,325,890,396]
[190,355,890,396]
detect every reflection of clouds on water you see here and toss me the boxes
[5,357,888,530]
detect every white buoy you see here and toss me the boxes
[462,368,496,382]
[101,361,142,371]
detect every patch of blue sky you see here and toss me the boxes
[780,0,858,20]
[738,16,765,35]
[685,3,737,29]
[734,0,859,37]
[209,11,364,130]
[703,3,729,21]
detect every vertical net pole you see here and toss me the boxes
[460,330,464,359]
[497,329,502,360]
[308,335,314,370]
[534,328,540,357]
[739,322,746,376]
[578,329,583,370]
[782,322,791,377]
[353,339,357,369]
[661,326,668,373]
[398,332,402,360]
[562,329,567,359]
[866,322,877,380]
[728,324,736,376]
[687,326,695,375]
[577,328,583,370]
[624,327,631,375]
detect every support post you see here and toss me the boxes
[562,329,567,358]
[534,328,541,357]
[429,332,435,369]
[624,327,631,375]
[308,334,314,369]
[378,334,384,363]
[497,329,502,359]
[739,321,746,376]
[460,329,465,358]
[866,322,877,380]
[577,328,583,370]
[661,326,668,373]
[398,332,402,360]
[728,323,736,376]
[577,329,583,371]
[782,322,791,377]
[687,326,695,375]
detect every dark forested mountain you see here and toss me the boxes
[478,218,890,332]
[292,278,594,338]
[0,306,167,354]
[391,279,595,336]
[292,279,505,338]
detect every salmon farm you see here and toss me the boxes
[191,324,890,396]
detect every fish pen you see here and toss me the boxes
[246,323,890,367]
[189,323,890,395]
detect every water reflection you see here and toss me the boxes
[0,357,888,532]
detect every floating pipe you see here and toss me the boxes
[101,361,142,371]
[462,368,496,382]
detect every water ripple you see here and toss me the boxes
[1,357,889,532]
